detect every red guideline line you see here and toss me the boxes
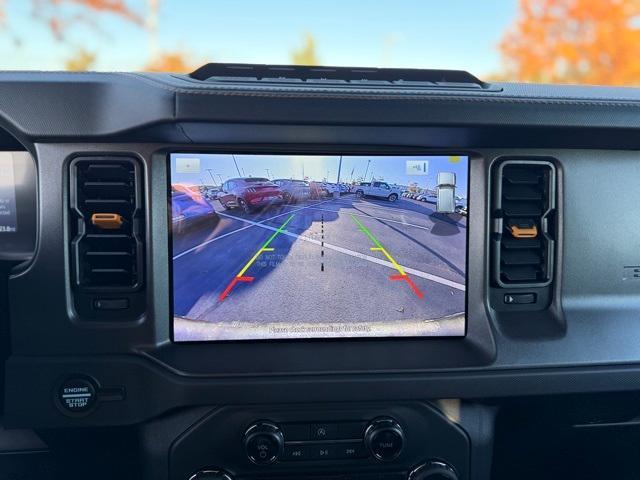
[389,274,425,299]
[219,276,254,302]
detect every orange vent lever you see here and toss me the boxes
[509,223,538,238]
[91,213,124,230]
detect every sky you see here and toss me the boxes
[170,154,469,196]
[0,0,518,76]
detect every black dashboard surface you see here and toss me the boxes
[1,69,640,431]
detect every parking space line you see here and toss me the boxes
[216,210,466,292]
[219,214,295,301]
[346,199,466,229]
[172,199,333,260]
[351,215,424,299]
[280,204,432,231]
[331,198,439,217]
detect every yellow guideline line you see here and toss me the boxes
[377,247,406,276]
[370,245,406,274]
[237,249,266,277]
[236,214,294,277]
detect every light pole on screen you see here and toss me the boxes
[231,154,242,177]
[205,168,217,186]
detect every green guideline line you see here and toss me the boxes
[262,213,295,249]
[350,214,383,248]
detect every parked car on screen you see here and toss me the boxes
[272,179,311,203]
[455,196,468,214]
[202,186,220,200]
[338,183,350,195]
[217,177,283,213]
[320,182,340,196]
[171,184,219,234]
[353,181,401,202]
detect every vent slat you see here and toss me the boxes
[502,202,543,217]
[501,250,542,266]
[503,185,542,201]
[502,237,541,250]
[501,266,539,282]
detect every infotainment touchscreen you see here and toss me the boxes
[169,153,468,342]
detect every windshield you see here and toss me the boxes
[0,1,634,86]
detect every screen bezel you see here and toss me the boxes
[167,150,470,344]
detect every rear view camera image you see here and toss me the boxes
[170,154,468,341]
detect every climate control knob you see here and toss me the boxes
[364,417,405,461]
[408,461,458,480]
[243,421,284,465]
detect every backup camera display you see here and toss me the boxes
[170,153,468,342]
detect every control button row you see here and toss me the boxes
[282,442,368,461]
[281,421,367,441]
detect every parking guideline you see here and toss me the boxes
[350,214,424,299]
[219,214,295,301]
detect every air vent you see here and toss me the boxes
[70,157,144,291]
[492,160,556,287]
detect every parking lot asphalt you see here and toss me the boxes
[172,194,466,341]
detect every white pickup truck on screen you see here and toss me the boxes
[352,181,402,202]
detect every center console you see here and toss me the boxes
[171,403,469,480]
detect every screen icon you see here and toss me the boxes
[175,157,200,174]
[406,160,428,175]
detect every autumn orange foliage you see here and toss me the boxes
[144,51,196,73]
[1,0,141,39]
[500,0,640,86]
[65,0,141,23]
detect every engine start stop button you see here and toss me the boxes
[57,378,97,413]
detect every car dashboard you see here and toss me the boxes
[1,64,640,480]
